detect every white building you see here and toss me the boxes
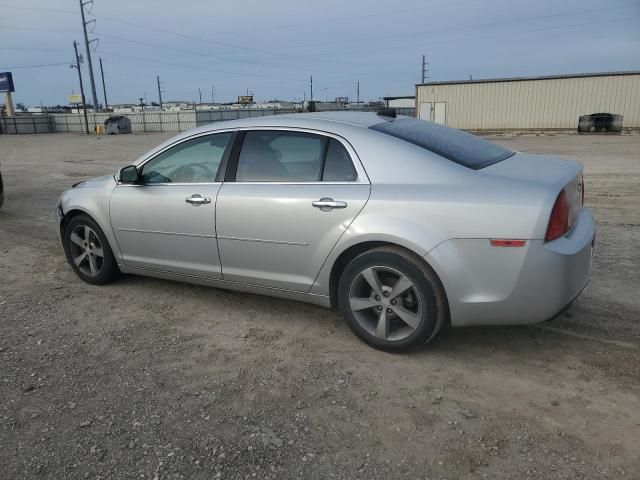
[415,71,640,130]
[383,96,415,108]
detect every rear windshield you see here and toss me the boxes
[370,117,514,169]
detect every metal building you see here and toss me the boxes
[415,71,640,131]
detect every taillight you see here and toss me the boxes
[545,190,569,242]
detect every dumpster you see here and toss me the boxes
[104,116,132,134]
[578,113,623,134]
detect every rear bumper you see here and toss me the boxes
[425,208,595,327]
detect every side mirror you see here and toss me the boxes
[119,165,140,184]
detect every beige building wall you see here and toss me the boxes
[415,73,640,130]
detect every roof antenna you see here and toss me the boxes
[377,107,397,119]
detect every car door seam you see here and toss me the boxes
[307,184,372,293]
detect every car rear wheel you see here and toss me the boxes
[338,247,446,352]
[63,214,120,285]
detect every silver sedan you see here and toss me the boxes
[56,111,595,352]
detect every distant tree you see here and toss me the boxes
[16,102,26,111]
[151,101,159,106]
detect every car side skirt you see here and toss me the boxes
[119,264,332,308]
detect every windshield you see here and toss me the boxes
[370,117,514,169]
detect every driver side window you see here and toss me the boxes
[141,132,232,184]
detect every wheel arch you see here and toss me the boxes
[327,240,450,320]
[59,206,122,261]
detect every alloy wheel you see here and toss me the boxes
[68,225,104,277]
[348,266,423,341]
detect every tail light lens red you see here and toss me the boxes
[545,190,570,242]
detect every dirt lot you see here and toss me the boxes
[1,131,638,480]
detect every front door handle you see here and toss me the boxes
[312,198,347,211]
[185,194,211,206]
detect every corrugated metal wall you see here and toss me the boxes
[416,74,640,130]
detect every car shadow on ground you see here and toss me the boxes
[108,273,587,361]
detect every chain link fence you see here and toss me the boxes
[1,107,415,135]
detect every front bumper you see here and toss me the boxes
[425,208,595,327]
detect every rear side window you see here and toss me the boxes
[234,131,358,182]
[322,139,357,181]
[370,117,514,169]
[236,131,323,182]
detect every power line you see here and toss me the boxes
[0,3,76,13]
[95,31,417,76]
[302,14,636,59]
[0,46,70,52]
[291,3,639,51]
[94,49,415,86]
[0,62,70,69]
[0,25,78,33]
[94,15,373,67]
[94,50,308,83]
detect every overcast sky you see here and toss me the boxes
[1,0,639,106]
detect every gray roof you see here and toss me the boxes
[416,71,640,87]
[134,112,389,165]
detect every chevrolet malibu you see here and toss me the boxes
[56,111,594,352]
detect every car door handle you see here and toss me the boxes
[312,198,347,210]
[185,194,211,205]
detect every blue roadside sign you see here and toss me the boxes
[0,72,15,93]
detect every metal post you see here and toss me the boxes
[310,75,313,101]
[356,81,360,105]
[99,57,108,111]
[157,75,163,109]
[79,0,99,112]
[73,41,90,134]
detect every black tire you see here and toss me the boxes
[337,246,447,353]
[62,213,120,285]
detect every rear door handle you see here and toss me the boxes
[185,194,211,205]
[312,198,347,210]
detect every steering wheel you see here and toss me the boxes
[169,163,215,182]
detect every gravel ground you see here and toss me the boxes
[0,131,639,480]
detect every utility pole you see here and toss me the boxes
[198,88,202,104]
[156,75,164,109]
[78,0,99,111]
[310,75,313,101]
[99,57,108,111]
[421,54,429,83]
[211,84,215,104]
[356,81,360,105]
[72,41,89,134]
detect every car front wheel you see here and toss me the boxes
[63,213,120,285]
[338,246,447,352]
